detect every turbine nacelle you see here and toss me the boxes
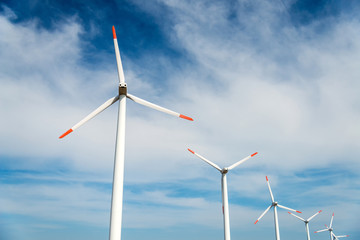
[118,83,127,95]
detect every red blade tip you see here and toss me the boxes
[59,129,73,139]
[251,152,258,157]
[288,212,291,214]
[254,220,259,224]
[179,114,193,121]
[319,210,322,213]
[296,211,302,213]
[188,148,195,154]
[266,176,269,181]
[112,26,117,39]
[332,213,334,216]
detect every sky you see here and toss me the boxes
[0,0,359,240]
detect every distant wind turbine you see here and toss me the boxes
[188,148,258,240]
[288,210,322,240]
[314,213,349,240]
[59,26,193,240]
[254,176,302,240]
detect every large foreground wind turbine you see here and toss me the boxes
[188,148,258,240]
[288,210,322,240]
[59,26,193,240]
[314,213,349,240]
[254,176,302,240]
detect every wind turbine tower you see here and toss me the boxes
[288,210,322,240]
[314,213,349,240]
[254,176,302,240]
[188,148,258,240]
[59,26,193,240]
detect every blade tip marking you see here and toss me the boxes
[266,176,268,181]
[296,211,302,213]
[254,220,258,224]
[59,129,73,139]
[188,148,195,154]
[251,152,258,157]
[112,26,117,39]
[180,114,193,121]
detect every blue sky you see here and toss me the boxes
[0,0,359,240]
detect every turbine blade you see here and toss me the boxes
[330,213,334,228]
[288,211,305,222]
[188,148,222,172]
[266,176,275,202]
[307,210,322,222]
[314,228,328,233]
[127,93,193,121]
[227,152,258,170]
[112,26,125,84]
[277,204,302,213]
[59,95,119,138]
[254,205,272,224]
[336,235,349,238]
[332,232,339,240]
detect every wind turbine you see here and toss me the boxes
[59,26,193,240]
[288,210,322,240]
[254,176,302,240]
[187,148,258,240]
[314,213,349,240]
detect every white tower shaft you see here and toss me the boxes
[109,94,127,240]
[221,173,231,240]
[305,222,310,240]
[273,205,280,240]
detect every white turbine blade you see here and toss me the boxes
[330,212,334,228]
[277,204,302,214]
[288,211,305,222]
[314,228,328,233]
[332,232,339,240]
[336,235,349,238]
[254,205,272,224]
[188,148,222,172]
[307,210,322,222]
[227,152,258,170]
[59,95,119,138]
[266,176,275,202]
[127,93,193,121]
[112,26,125,84]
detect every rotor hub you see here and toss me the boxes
[221,168,228,174]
